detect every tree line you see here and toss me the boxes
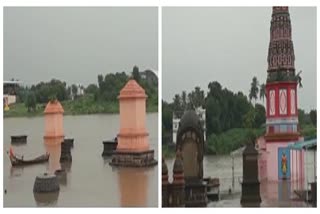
[162,76,316,148]
[15,66,158,112]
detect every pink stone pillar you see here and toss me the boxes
[116,79,149,152]
[43,99,64,145]
[43,99,64,172]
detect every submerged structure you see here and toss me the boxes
[44,100,65,173]
[110,79,157,167]
[241,139,261,207]
[172,107,206,144]
[44,100,64,146]
[162,153,186,207]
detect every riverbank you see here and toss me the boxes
[162,126,316,158]
[4,96,158,118]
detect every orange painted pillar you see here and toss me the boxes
[43,99,64,173]
[43,99,64,145]
[116,79,149,152]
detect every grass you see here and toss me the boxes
[161,128,265,156]
[162,144,176,159]
[206,128,265,155]
[4,94,158,118]
[162,124,317,157]
[300,124,317,140]
[4,103,44,117]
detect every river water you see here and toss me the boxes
[3,113,158,207]
[165,154,312,207]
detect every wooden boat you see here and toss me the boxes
[9,153,49,167]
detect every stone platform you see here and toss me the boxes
[60,142,72,162]
[109,150,157,167]
[102,140,118,156]
[185,180,208,207]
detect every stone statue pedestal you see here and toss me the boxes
[109,79,157,167]
[110,150,157,167]
[185,180,207,207]
[240,141,261,207]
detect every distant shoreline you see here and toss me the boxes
[3,102,158,118]
[4,110,158,118]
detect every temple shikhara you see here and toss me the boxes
[258,6,305,183]
[44,100,65,173]
[110,79,157,167]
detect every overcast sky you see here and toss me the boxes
[4,7,158,86]
[163,7,316,112]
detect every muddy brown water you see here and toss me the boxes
[3,113,158,207]
[165,153,313,207]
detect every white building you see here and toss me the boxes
[3,80,22,106]
[77,84,84,96]
[172,107,206,144]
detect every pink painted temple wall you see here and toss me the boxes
[258,137,305,183]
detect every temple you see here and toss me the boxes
[110,79,157,167]
[258,7,304,182]
[162,110,208,207]
[43,99,65,173]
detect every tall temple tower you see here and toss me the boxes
[265,6,299,142]
[260,7,303,182]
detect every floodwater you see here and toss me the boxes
[3,113,158,207]
[165,154,312,207]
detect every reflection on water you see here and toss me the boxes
[4,114,158,207]
[117,168,148,207]
[61,161,72,173]
[33,191,60,207]
[55,169,68,186]
[45,143,62,174]
[10,167,24,178]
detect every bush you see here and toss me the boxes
[206,128,264,155]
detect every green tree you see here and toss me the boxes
[85,84,99,100]
[173,94,182,113]
[243,107,255,128]
[162,101,173,132]
[191,86,205,108]
[254,103,266,128]
[259,83,266,103]
[31,79,68,103]
[298,109,306,125]
[71,84,78,99]
[98,74,104,90]
[132,65,140,82]
[249,77,259,104]
[181,91,187,111]
[310,109,317,127]
[205,96,221,135]
[25,92,37,112]
[208,81,222,100]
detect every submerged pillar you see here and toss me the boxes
[110,79,157,167]
[43,99,66,172]
[162,157,169,207]
[60,141,72,162]
[241,139,261,207]
[171,151,185,207]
